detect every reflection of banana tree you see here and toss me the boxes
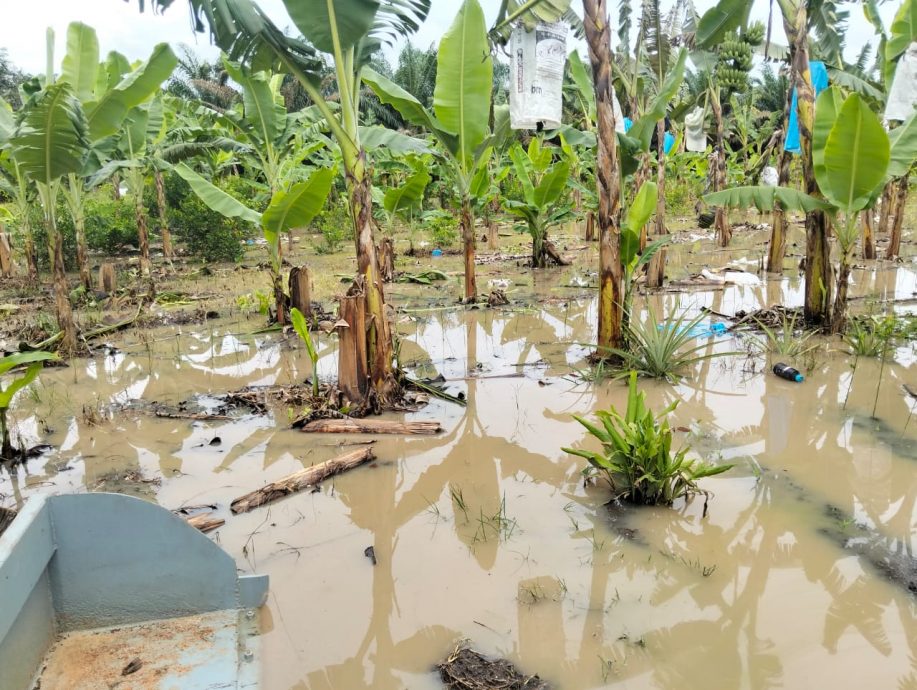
[174,163,332,325]
[505,139,571,268]
[364,0,496,303]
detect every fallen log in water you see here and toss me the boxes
[184,513,225,533]
[299,418,442,435]
[230,447,375,514]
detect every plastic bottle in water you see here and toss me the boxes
[773,363,804,382]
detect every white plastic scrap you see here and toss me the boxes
[509,22,568,130]
[885,42,917,122]
[685,106,707,152]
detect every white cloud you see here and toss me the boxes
[1,1,895,76]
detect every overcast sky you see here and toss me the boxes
[1,0,896,75]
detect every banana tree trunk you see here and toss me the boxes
[885,176,908,260]
[488,197,499,249]
[767,78,796,273]
[349,151,397,403]
[155,170,173,261]
[531,223,546,269]
[23,226,38,284]
[647,120,667,288]
[111,174,121,200]
[67,177,92,292]
[461,194,477,302]
[783,3,831,327]
[711,92,731,247]
[877,182,893,236]
[134,194,155,298]
[49,223,76,353]
[767,149,792,272]
[585,211,595,241]
[831,254,852,334]
[861,210,876,260]
[584,0,624,354]
[634,153,651,251]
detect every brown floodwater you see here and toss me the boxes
[3,231,917,689]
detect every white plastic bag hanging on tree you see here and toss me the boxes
[685,106,707,152]
[509,22,568,130]
[885,42,917,122]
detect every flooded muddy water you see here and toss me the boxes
[3,232,917,689]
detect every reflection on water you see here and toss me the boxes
[1,259,916,689]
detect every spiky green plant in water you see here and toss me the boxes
[563,372,732,505]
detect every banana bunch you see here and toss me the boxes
[714,25,762,93]
[743,21,765,47]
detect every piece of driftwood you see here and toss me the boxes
[185,513,225,533]
[543,240,571,266]
[299,418,442,435]
[231,447,375,514]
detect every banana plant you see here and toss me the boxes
[0,149,38,282]
[133,0,432,405]
[619,181,669,326]
[8,29,90,353]
[505,139,572,268]
[705,89,917,332]
[55,22,177,290]
[174,162,332,325]
[364,0,493,303]
[381,159,430,240]
[0,351,57,459]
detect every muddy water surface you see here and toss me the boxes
[3,242,917,689]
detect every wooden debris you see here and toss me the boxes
[378,237,395,282]
[98,263,117,293]
[185,513,225,533]
[0,506,16,539]
[299,418,442,435]
[438,645,549,690]
[337,281,369,404]
[230,447,375,514]
[288,266,313,319]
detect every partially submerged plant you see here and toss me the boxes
[844,315,895,358]
[749,311,819,360]
[563,372,732,506]
[290,307,320,398]
[0,351,57,459]
[611,308,733,380]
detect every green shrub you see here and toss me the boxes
[313,199,350,254]
[84,194,138,253]
[30,203,77,270]
[169,174,257,262]
[563,371,732,505]
[423,209,457,248]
